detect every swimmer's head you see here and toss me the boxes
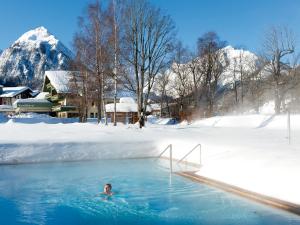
[104,183,112,193]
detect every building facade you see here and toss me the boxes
[0,85,35,106]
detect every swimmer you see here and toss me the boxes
[103,183,113,196]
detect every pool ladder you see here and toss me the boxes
[156,144,202,173]
[156,144,173,172]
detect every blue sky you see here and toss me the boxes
[0,0,300,53]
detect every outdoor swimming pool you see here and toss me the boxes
[0,159,300,225]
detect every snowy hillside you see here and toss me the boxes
[220,45,257,85]
[159,45,258,101]
[0,26,73,88]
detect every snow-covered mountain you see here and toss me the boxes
[161,45,258,98]
[0,26,73,88]
[220,46,257,85]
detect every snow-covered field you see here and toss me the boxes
[0,113,300,206]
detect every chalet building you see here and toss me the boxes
[42,70,100,118]
[0,85,42,114]
[0,85,36,106]
[149,103,161,116]
[42,70,138,118]
[105,97,151,124]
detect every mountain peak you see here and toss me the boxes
[223,45,235,50]
[14,26,58,47]
[0,26,73,88]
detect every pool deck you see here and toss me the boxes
[177,171,300,216]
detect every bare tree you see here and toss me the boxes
[261,26,295,114]
[171,42,192,114]
[197,32,227,117]
[285,53,300,111]
[237,51,247,105]
[74,0,114,123]
[154,69,171,117]
[187,51,203,108]
[105,0,124,126]
[122,0,175,127]
[245,60,266,113]
[89,1,105,123]
[227,49,255,110]
[112,0,119,126]
[229,56,239,106]
[72,16,98,122]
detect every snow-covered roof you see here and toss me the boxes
[150,103,161,111]
[105,98,151,113]
[106,102,138,113]
[120,97,135,104]
[35,92,49,99]
[31,90,40,97]
[13,98,52,108]
[0,86,32,98]
[44,71,74,93]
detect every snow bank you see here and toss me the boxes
[146,115,159,124]
[146,116,178,125]
[156,118,178,125]
[6,113,78,124]
[0,123,159,164]
[193,114,300,130]
[0,141,158,164]
[193,115,268,128]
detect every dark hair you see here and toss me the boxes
[105,183,112,189]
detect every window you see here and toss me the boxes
[90,113,94,118]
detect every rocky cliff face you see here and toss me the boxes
[0,26,73,88]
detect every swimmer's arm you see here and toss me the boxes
[95,192,113,197]
[94,193,105,197]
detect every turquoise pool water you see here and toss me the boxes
[0,159,300,225]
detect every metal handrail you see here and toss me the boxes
[156,144,172,159]
[177,144,202,167]
[156,144,173,173]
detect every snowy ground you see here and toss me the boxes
[0,113,300,206]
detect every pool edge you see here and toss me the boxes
[176,171,300,216]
